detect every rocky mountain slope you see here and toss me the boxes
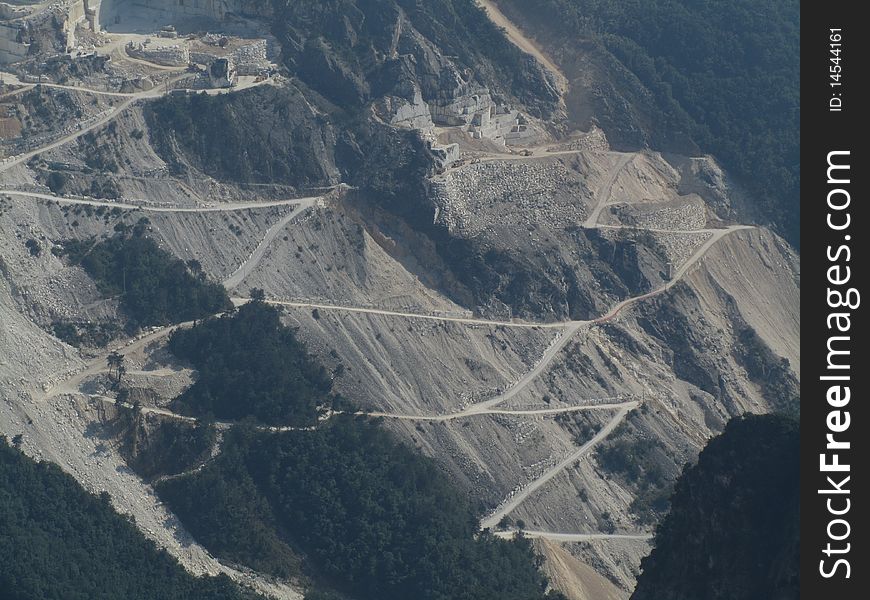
[1,1,799,598]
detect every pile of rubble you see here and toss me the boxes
[648,230,712,272]
[190,36,272,76]
[430,159,590,237]
[610,197,707,230]
[126,40,189,67]
[545,126,610,153]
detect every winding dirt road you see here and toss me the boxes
[256,298,568,329]
[362,399,637,422]
[0,189,323,213]
[477,0,568,93]
[1,96,139,174]
[480,402,637,530]
[10,53,758,551]
[39,218,751,549]
[223,198,317,289]
[583,154,633,228]
[453,225,752,415]
[494,530,653,543]
[470,229,754,535]
[42,320,195,401]
[0,73,272,175]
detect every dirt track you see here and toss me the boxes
[0,189,325,213]
[495,530,653,543]
[584,154,633,228]
[223,199,318,289]
[2,29,767,573]
[477,0,568,93]
[0,73,272,175]
[480,402,637,530]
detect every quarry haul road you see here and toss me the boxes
[42,319,197,401]
[584,154,633,228]
[0,96,138,174]
[87,393,318,433]
[0,73,272,175]
[480,402,638,531]
[477,0,568,94]
[471,146,615,165]
[428,225,753,414]
[362,400,638,422]
[81,383,635,428]
[255,298,569,329]
[0,70,270,99]
[250,221,738,332]
[494,530,653,543]
[0,70,191,175]
[223,199,318,289]
[44,221,748,415]
[474,226,753,532]
[37,217,751,550]
[0,189,324,213]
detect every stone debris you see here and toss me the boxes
[126,39,189,67]
[650,231,712,272]
[431,159,590,237]
[610,197,707,231]
[596,227,712,275]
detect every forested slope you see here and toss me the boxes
[0,438,257,600]
[155,302,564,600]
[632,414,799,599]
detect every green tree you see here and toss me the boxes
[0,437,260,599]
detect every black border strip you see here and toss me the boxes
[802,4,867,596]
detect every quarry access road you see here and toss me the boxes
[256,298,571,329]
[468,322,583,413]
[595,223,718,234]
[223,198,318,289]
[0,69,270,99]
[45,220,748,414]
[79,360,636,426]
[583,154,633,228]
[42,319,196,402]
[88,393,318,433]
[475,226,752,529]
[94,395,633,429]
[0,70,147,97]
[358,399,638,422]
[477,0,568,94]
[9,81,143,98]
[114,51,189,72]
[472,146,611,165]
[0,189,324,213]
[0,74,271,175]
[597,225,754,324]
[0,96,139,174]
[468,224,753,414]
[493,530,653,543]
[0,83,34,101]
[40,219,747,545]
[244,224,749,334]
[480,402,637,530]
[0,72,182,175]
